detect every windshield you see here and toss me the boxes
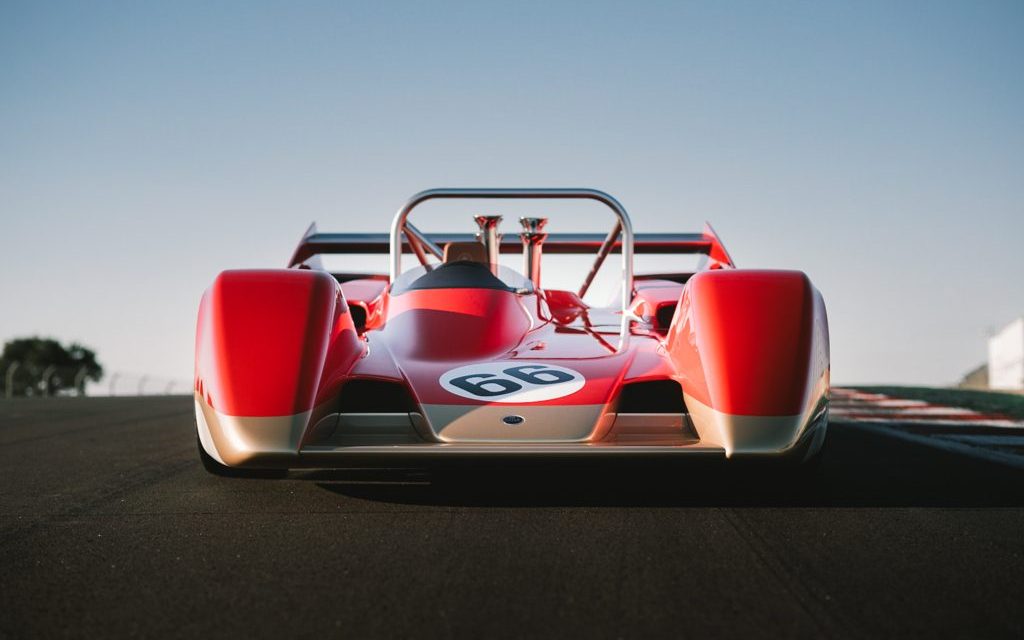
[391,261,535,296]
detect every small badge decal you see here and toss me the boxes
[502,415,525,425]
[439,361,586,403]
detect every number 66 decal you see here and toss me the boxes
[439,362,585,403]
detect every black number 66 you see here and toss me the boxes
[448,365,575,397]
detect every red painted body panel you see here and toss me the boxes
[196,268,827,420]
[195,269,363,417]
[622,337,678,382]
[339,278,387,302]
[629,279,684,325]
[375,288,632,406]
[340,278,388,331]
[666,270,827,416]
[543,289,588,324]
[383,288,534,361]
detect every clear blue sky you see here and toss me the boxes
[2,0,1022,389]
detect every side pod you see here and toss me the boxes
[666,270,830,457]
[194,269,364,467]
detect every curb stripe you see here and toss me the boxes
[832,387,1024,467]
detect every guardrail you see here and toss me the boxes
[3,362,190,398]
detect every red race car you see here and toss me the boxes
[194,189,829,475]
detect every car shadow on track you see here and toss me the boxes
[300,425,1024,508]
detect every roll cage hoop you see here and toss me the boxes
[389,188,635,314]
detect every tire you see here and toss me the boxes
[197,436,288,479]
[729,422,828,482]
[775,422,828,479]
[797,420,829,466]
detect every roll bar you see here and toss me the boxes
[389,188,635,312]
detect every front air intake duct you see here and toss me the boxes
[616,380,686,414]
[337,379,418,413]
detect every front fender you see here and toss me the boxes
[194,269,363,466]
[666,270,829,456]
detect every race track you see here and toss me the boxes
[2,396,1023,639]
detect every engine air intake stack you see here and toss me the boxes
[519,217,548,287]
[474,215,503,272]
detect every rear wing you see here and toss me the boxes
[289,223,734,269]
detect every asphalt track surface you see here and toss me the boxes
[2,397,1023,639]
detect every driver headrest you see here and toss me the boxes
[443,241,488,264]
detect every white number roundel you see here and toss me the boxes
[439,361,586,403]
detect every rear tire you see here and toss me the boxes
[197,436,288,479]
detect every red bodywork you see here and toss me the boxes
[195,270,364,416]
[194,194,829,468]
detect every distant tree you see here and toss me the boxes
[1,337,103,397]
